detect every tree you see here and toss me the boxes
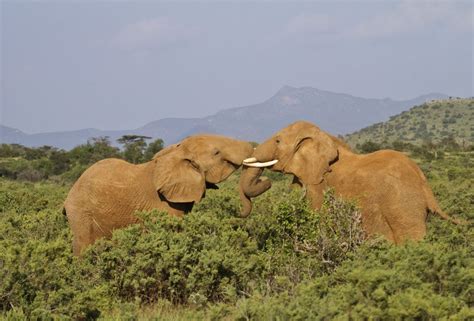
[87,137,121,163]
[143,138,164,161]
[68,136,120,165]
[440,135,460,151]
[357,141,381,154]
[249,141,259,148]
[49,150,71,175]
[117,135,152,164]
[24,145,53,160]
[0,144,26,158]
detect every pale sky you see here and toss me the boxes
[1,1,473,133]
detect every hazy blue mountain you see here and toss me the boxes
[0,125,28,143]
[0,86,447,149]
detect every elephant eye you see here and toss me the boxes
[186,159,200,170]
[276,139,281,144]
[214,150,220,156]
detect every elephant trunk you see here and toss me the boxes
[239,166,272,217]
[239,188,253,218]
[223,141,255,166]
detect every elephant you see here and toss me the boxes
[240,121,461,243]
[64,134,270,255]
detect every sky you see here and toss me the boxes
[1,0,473,133]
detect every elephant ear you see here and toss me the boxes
[286,126,339,186]
[154,158,206,203]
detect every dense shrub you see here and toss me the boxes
[0,138,166,183]
[0,181,106,319]
[0,158,31,180]
[16,168,44,182]
[68,137,121,166]
[60,164,89,182]
[262,189,365,274]
[0,177,364,319]
[229,233,473,320]
[356,140,382,153]
[0,150,472,320]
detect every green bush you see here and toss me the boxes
[0,149,472,320]
[357,140,382,153]
[263,189,365,274]
[0,158,31,180]
[0,178,365,319]
[61,163,89,182]
[0,138,166,184]
[229,219,473,320]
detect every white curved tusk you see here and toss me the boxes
[243,159,278,167]
[243,157,257,163]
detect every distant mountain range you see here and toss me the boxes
[345,98,474,147]
[0,86,447,149]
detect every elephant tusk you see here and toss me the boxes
[243,157,257,163]
[243,159,278,167]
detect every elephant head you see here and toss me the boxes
[179,135,255,185]
[153,134,270,207]
[240,121,339,216]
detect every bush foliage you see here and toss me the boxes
[0,136,164,183]
[0,149,472,320]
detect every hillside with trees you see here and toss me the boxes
[345,98,474,149]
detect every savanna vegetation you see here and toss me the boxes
[0,136,164,183]
[346,98,474,149]
[0,127,473,319]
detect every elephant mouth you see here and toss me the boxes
[205,182,219,190]
[243,158,279,168]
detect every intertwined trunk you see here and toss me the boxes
[239,166,271,217]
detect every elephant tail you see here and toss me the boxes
[431,207,466,225]
[425,188,466,225]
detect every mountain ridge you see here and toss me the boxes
[1,86,448,149]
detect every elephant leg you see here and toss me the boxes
[68,211,104,256]
[363,209,426,244]
[388,212,427,244]
[72,234,88,256]
[361,206,397,243]
[71,219,98,256]
[380,199,427,244]
[389,219,427,244]
[357,183,427,243]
